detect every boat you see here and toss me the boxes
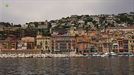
[101,52,117,57]
[92,53,101,57]
[109,52,117,56]
[118,52,133,56]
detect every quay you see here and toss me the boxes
[0,53,84,58]
[0,52,134,58]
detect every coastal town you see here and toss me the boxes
[0,12,134,57]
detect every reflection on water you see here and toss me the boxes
[0,57,134,75]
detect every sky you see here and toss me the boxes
[0,0,134,24]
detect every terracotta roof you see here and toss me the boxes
[21,37,35,42]
[36,35,43,39]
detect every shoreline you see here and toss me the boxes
[0,53,134,58]
[0,54,84,58]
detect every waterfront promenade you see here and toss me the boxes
[0,53,83,58]
[0,52,134,58]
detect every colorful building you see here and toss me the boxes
[36,35,52,53]
[2,35,18,50]
[112,38,128,53]
[21,37,35,50]
[76,34,90,54]
[128,34,134,53]
[52,35,76,53]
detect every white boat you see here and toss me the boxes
[101,53,109,57]
[92,53,101,57]
[110,52,117,56]
[101,52,117,57]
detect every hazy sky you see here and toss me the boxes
[0,0,134,24]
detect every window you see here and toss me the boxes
[68,43,71,49]
[60,43,67,50]
[113,45,118,49]
[45,41,48,44]
[124,45,128,49]
[118,41,123,47]
[78,39,81,42]
[45,46,48,49]
[103,43,108,48]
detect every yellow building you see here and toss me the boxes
[128,34,134,52]
[68,27,76,36]
[36,35,52,53]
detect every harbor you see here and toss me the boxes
[0,0,134,74]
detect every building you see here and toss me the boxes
[106,26,134,33]
[123,39,129,52]
[37,21,49,29]
[1,36,43,54]
[98,37,112,53]
[76,35,90,54]
[52,35,76,53]
[128,34,134,53]
[36,35,52,53]
[1,35,18,50]
[112,38,129,53]
[68,27,77,36]
[21,37,35,50]
[0,40,4,51]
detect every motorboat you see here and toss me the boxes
[92,53,101,57]
[109,52,117,56]
[101,52,117,57]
